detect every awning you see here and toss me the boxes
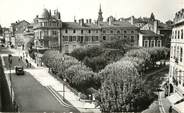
[167,93,183,104]
[174,101,184,113]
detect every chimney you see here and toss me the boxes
[79,19,84,26]
[86,19,88,23]
[89,19,92,24]
[74,19,77,23]
[154,20,158,34]
[108,17,113,25]
[130,16,134,25]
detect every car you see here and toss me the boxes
[15,66,25,75]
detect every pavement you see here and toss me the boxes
[5,48,101,113]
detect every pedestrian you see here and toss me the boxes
[25,59,29,68]
[29,63,31,68]
[169,106,172,113]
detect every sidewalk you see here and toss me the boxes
[8,48,100,113]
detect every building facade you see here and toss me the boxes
[11,20,30,47]
[167,9,184,113]
[139,30,162,47]
[99,16,139,47]
[33,8,139,54]
[33,9,62,50]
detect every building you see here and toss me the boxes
[99,16,139,47]
[119,13,156,28]
[62,19,101,53]
[11,20,30,47]
[167,8,184,113]
[33,7,139,54]
[139,30,162,47]
[3,28,11,46]
[141,20,172,48]
[33,8,62,50]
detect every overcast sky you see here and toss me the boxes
[0,0,183,27]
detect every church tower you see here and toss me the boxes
[97,4,103,22]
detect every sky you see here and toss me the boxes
[0,0,184,27]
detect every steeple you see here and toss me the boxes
[97,4,103,22]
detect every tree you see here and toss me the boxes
[97,60,144,112]
[101,38,132,52]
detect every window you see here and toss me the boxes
[103,36,106,40]
[174,46,176,59]
[73,45,76,49]
[63,36,69,41]
[180,47,183,62]
[88,30,91,33]
[175,30,177,39]
[92,36,98,41]
[69,36,72,42]
[65,29,68,33]
[131,36,134,42]
[143,40,149,47]
[44,31,48,36]
[124,30,127,34]
[172,31,174,39]
[103,30,106,33]
[110,30,113,34]
[65,45,69,53]
[177,46,180,60]
[96,30,98,33]
[157,40,162,47]
[131,30,134,33]
[117,30,120,34]
[72,36,76,41]
[52,31,57,36]
[77,36,81,42]
[150,40,155,47]
[181,29,183,39]
[85,36,89,42]
[81,30,83,34]
[73,29,76,33]
[178,30,180,39]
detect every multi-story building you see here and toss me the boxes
[3,28,11,46]
[167,9,184,113]
[11,20,30,47]
[33,7,139,54]
[99,16,139,47]
[33,9,62,50]
[141,20,172,48]
[62,19,101,53]
[138,30,162,47]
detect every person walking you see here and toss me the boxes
[169,106,172,113]
[25,59,29,68]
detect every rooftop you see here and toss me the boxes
[98,21,138,28]
[140,30,162,37]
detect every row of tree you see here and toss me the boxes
[41,46,169,112]
[95,47,170,112]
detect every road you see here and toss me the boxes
[0,47,79,112]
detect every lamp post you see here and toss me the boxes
[8,54,13,110]
[63,78,66,101]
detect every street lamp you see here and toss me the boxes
[63,78,66,101]
[8,54,13,110]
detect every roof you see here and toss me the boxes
[62,22,100,29]
[140,30,162,37]
[98,21,138,29]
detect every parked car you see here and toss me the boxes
[15,66,25,75]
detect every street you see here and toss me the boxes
[0,48,79,112]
